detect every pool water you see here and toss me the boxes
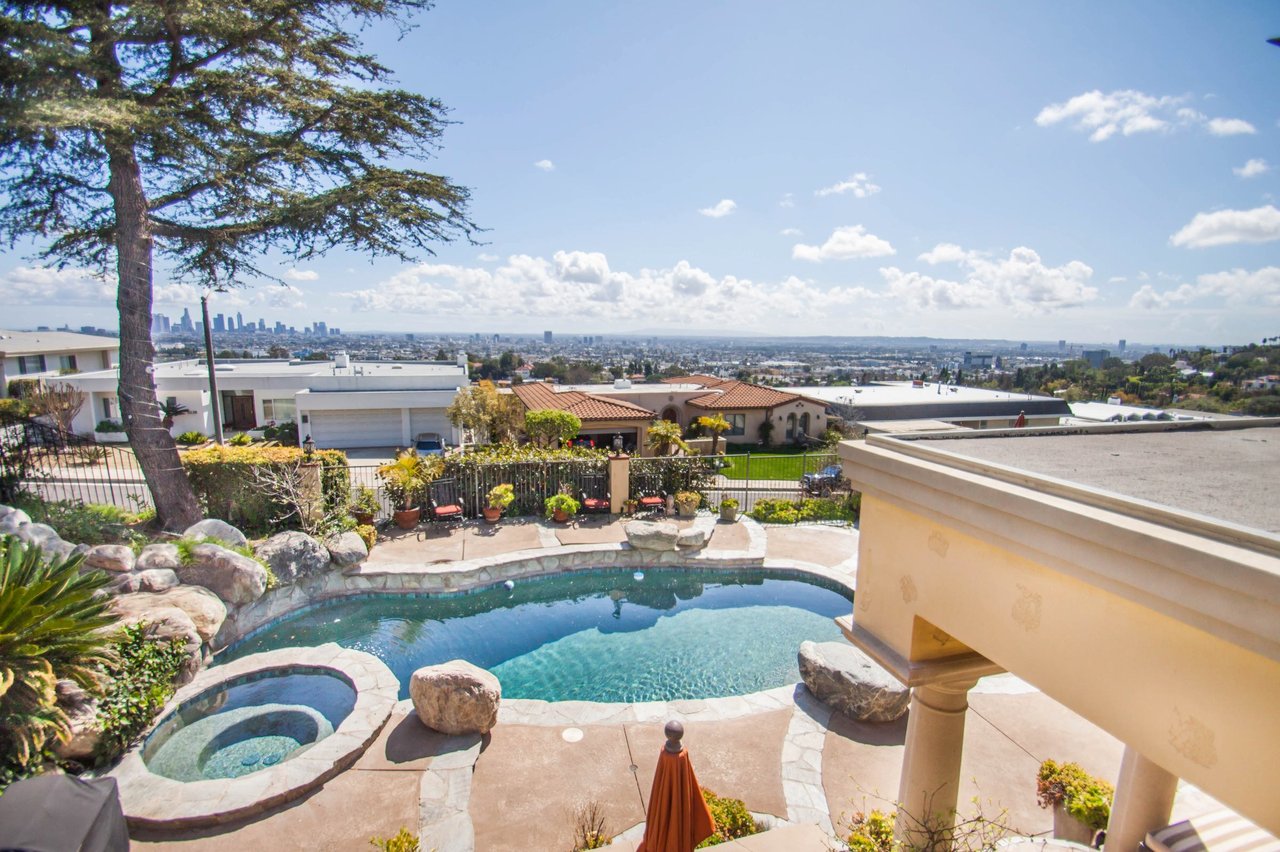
[144,670,356,782]
[220,568,851,703]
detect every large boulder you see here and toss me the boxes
[111,605,203,681]
[135,542,181,572]
[410,660,501,735]
[676,528,707,549]
[625,520,680,551]
[14,522,74,560]
[85,544,136,573]
[109,568,180,595]
[53,680,100,762]
[112,586,227,643]
[256,531,330,584]
[183,518,248,549]
[797,641,909,723]
[176,543,267,605]
[0,508,31,534]
[325,531,368,567]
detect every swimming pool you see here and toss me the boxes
[219,567,851,703]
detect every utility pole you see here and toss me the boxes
[201,290,225,445]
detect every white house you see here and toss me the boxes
[59,353,467,449]
[0,329,119,395]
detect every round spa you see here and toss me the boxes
[110,645,398,829]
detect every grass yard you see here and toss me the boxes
[716,450,837,481]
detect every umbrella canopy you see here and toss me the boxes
[637,721,716,852]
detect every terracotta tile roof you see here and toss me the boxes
[685,380,801,410]
[512,382,655,422]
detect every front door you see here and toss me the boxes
[229,396,256,430]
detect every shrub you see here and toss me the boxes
[749,499,801,524]
[545,492,580,519]
[350,486,381,517]
[356,524,377,551]
[275,421,300,446]
[378,449,439,510]
[94,622,187,762]
[182,444,349,535]
[568,799,610,850]
[440,444,609,517]
[674,490,702,509]
[1036,759,1114,831]
[719,497,739,510]
[486,483,515,511]
[94,419,126,433]
[13,496,143,547]
[844,809,896,852]
[748,495,860,525]
[698,789,760,847]
[0,397,31,418]
[176,430,208,445]
[228,432,253,446]
[0,537,114,788]
[369,827,419,852]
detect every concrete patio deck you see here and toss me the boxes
[129,517,1224,850]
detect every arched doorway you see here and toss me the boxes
[660,406,680,426]
[798,412,810,439]
[785,412,797,442]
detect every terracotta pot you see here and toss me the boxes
[392,507,421,529]
[552,508,571,524]
[482,506,502,524]
[352,511,374,526]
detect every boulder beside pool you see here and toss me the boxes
[625,520,680,551]
[410,660,502,735]
[797,640,910,722]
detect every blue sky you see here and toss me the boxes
[4,1,1278,345]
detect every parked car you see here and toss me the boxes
[800,464,849,496]
[414,432,446,457]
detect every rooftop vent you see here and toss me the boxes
[613,378,632,389]
[334,351,350,369]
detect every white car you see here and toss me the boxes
[414,432,446,457]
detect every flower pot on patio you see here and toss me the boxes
[719,505,738,522]
[482,506,502,524]
[552,508,571,523]
[1052,803,1096,846]
[392,507,421,529]
[351,510,375,526]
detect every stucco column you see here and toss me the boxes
[608,453,630,513]
[1105,746,1178,852]
[895,677,978,849]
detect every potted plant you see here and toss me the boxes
[1036,759,1113,845]
[622,498,638,516]
[349,485,381,526]
[719,497,739,522]
[545,492,581,524]
[483,483,515,524]
[377,449,432,529]
[159,399,191,429]
[674,490,701,518]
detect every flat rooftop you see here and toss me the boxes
[909,422,1280,534]
[71,358,466,380]
[791,382,1059,408]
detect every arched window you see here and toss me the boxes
[660,406,680,426]
[798,412,810,437]
[785,413,797,441]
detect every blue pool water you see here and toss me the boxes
[219,568,852,703]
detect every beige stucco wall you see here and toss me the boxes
[842,439,1280,833]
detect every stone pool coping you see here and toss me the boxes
[212,516,858,652]
[110,644,399,830]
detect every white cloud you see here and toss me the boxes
[815,173,881,198]
[2,266,115,304]
[477,253,499,262]
[1233,158,1270,178]
[1129,267,1280,309]
[284,268,319,281]
[258,284,306,310]
[793,225,895,262]
[699,199,737,218]
[1169,205,1280,248]
[779,228,803,237]
[882,246,1097,312]
[1036,89,1254,142]
[534,159,555,171]
[1206,117,1256,136]
[779,194,795,209]
[553,250,610,284]
[917,243,978,265]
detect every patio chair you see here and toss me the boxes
[580,474,610,514]
[1144,809,1279,852]
[637,491,666,514]
[428,478,465,524]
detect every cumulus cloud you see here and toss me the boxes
[793,225,895,262]
[258,284,306,310]
[779,228,803,237]
[553,250,610,284]
[882,246,1097,312]
[1233,158,1270,178]
[917,243,978,265]
[284,268,319,281]
[815,173,881,198]
[1035,89,1254,142]
[477,253,500,262]
[698,199,737,218]
[1169,205,1280,248]
[1129,266,1280,309]
[2,266,115,304]
[534,159,555,171]
[1206,117,1255,136]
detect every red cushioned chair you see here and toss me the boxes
[637,492,666,514]
[580,474,610,514]
[429,478,465,524]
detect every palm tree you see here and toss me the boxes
[0,537,114,784]
[696,412,732,456]
[158,400,192,429]
[646,420,689,457]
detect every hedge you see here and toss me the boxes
[439,445,608,517]
[182,445,349,535]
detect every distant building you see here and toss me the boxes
[213,314,225,333]
[793,382,1069,432]
[1058,339,1066,351]
[1118,339,1126,352]
[0,329,120,397]
[544,330,553,344]
[962,352,994,369]
[1082,349,1110,369]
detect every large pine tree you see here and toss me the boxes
[0,0,475,529]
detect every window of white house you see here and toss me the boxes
[726,413,746,436]
[17,355,45,374]
[58,355,77,371]
[102,397,116,420]
[261,399,297,422]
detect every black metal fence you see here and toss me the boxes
[0,416,153,510]
[704,451,840,511]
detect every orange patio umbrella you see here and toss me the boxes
[637,720,716,852]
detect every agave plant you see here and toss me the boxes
[0,536,115,785]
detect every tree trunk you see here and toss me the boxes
[107,144,203,531]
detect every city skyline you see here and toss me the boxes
[2,2,1278,343]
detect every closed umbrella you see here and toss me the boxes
[637,720,716,852]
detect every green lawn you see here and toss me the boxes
[716,451,836,482]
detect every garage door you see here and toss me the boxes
[408,409,451,442]
[308,409,402,449]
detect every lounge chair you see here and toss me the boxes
[428,478,465,524]
[1144,809,1279,852]
[580,474,610,514]
[637,492,666,514]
